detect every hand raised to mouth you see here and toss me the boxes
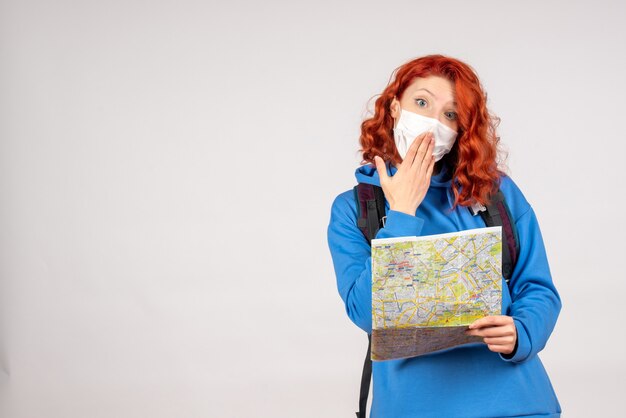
[374,131,435,217]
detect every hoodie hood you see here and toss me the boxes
[355,162,453,188]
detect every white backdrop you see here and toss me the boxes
[1,0,625,417]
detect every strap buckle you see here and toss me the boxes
[469,202,486,216]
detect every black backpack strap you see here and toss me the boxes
[353,183,386,418]
[474,190,520,284]
[354,184,386,241]
[356,334,372,418]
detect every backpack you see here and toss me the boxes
[352,182,520,418]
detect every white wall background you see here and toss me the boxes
[1,0,625,417]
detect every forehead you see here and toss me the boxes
[402,75,456,102]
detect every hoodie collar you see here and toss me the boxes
[355,162,453,188]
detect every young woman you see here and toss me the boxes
[327,55,561,417]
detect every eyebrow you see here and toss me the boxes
[416,88,435,96]
[415,88,457,106]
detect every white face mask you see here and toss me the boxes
[393,109,458,161]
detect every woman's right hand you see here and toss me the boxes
[373,132,436,216]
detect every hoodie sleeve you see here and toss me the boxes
[327,191,425,333]
[499,204,562,364]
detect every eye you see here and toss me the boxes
[444,111,458,121]
[415,98,427,108]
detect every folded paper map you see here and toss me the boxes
[371,227,502,361]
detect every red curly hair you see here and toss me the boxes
[360,55,505,208]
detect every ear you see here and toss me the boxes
[390,98,400,119]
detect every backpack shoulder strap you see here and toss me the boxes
[354,183,386,243]
[352,183,385,418]
[474,189,520,283]
[356,334,372,418]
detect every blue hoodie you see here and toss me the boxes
[327,163,561,418]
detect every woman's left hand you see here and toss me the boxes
[466,315,517,355]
